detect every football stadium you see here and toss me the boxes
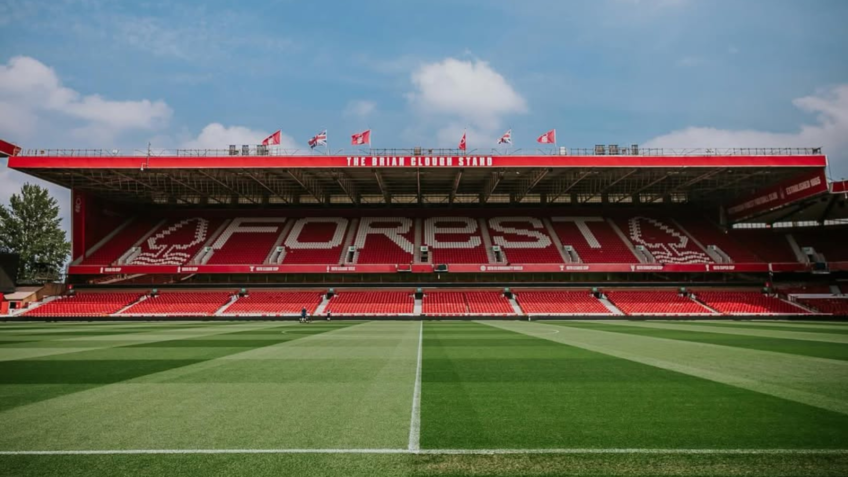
[2,1,848,475]
[1,141,847,476]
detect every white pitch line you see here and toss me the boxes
[408,320,423,451]
[1,448,846,456]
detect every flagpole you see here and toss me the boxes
[325,129,329,156]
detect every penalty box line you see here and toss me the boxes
[1,449,847,456]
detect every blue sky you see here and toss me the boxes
[2,0,848,217]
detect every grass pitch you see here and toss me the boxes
[1,319,847,476]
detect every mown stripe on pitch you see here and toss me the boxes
[0,322,353,412]
[552,321,848,361]
[622,321,848,343]
[485,320,848,416]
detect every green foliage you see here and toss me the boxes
[0,183,70,282]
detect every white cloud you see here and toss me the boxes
[0,56,172,143]
[643,84,848,178]
[407,58,527,132]
[344,100,377,118]
[181,123,299,150]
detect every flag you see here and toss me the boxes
[262,130,281,146]
[309,130,328,149]
[351,129,371,146]
[458,131,467,151]
[498,130,512,145]
[536,129,556,144]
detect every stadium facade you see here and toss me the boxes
[3,144,848,318]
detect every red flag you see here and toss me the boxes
[458,131,467,151]
[262,130,281,146]
[536,129,556,144]
[351,129,371,146]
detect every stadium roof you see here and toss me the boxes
[7,147,835,217]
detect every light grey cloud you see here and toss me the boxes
[344,100,377,118]
[643,84,848,178]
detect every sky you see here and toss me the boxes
[1,0,848,228]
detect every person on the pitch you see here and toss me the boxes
[300,307,307,323]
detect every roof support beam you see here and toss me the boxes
[284,169,325,204]
[547,170,593,203]
[417,169,422,204]
[818,195,839,223]
[114,171,207,205]
[615,172,671,203]
[242,170,292,203]
[72,172,139,200]
[374,170,391,204]
[766,200,820,225]
[646,168,724,203]
[449,170,463,204]
[196,170,259,204]
[513,168,550,203]
[481,170,506,203]
[580,169,638,204]
[166,175,224,204]
[331,169,358,204]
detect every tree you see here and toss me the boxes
[0,183,70,283]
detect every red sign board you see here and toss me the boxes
[66,262,809,275]
[831,180,848,194]
[9,154,828,170]
[727,170,828,221]
[0,139,21,157]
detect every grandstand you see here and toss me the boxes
[3,146,847,319]
[2,144,847,477]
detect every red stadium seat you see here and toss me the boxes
[283,218,350,265]
[81,218,159,265]
[129,218,224,266]
[24,292,143,317]
[488,217,563,264]
[325,291,414,315]
[517,290,610,315]
[464,291,515,315]
[606,290,712,315]
[551,217,638,263]
[792,228,848,262]
[731,230,798,263]
[424,217,489,264]
[224,291,324,316]
[615,216,712,264]
[695,291,808,315]
[121,291,233,316]
[422,292,468,315]
[207,218,288,265]
[675,218,763,263]
[796,298,848,315]
[353,218,415,264]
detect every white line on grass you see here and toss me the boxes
[408,320,423,451]
[1,448,847,456]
